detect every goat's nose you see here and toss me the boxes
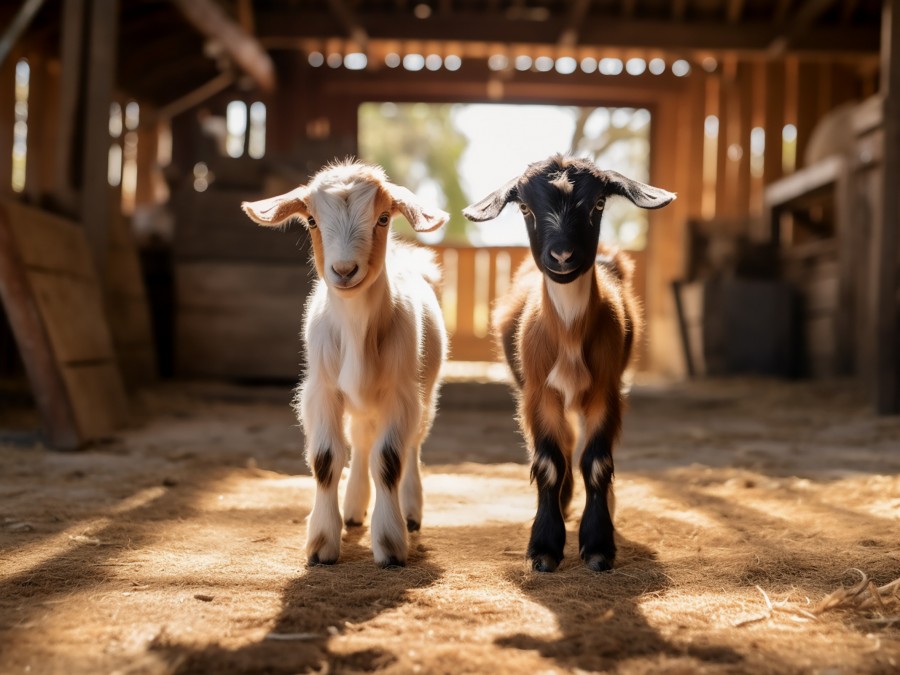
[550,249,573,264]
[331,261,359,279]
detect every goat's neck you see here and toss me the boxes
[327,268,391,335]
[544,269,594,328]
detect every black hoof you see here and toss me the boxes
[380,556,406,569]
[345,519,363,528]
[583,553,614,572]
[307,553,337,566]
[530,553,560,573]
[406,518,420,533]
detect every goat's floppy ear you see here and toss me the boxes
[600,170,676,210]
[462,177,518,222]
[385,183,449,232]
[241,186,311,227]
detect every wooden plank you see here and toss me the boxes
[874,0,900,413]
[176,262,309,379]
[80,0,118,281]
[173,188,311,264]
[60,361,128,439]
[763,155,843,208]
[2,199,95,278]
[0,203,80,449]
[0,0,47,67]
[796,61,820,168]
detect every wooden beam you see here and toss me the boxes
[874,0,900,413]
[0,0,47,68]
[256,11,881,56]
[81,0,118,281]
[326,0,369,48]
[673,0,688,21]
[622,0,637,18]
[559,0,592,46]
[770,0,840,54]
[156,72,235,120]
[841,0,862,23]
[54,0,85,213]
[170,0,276,92]
[727,0,746,23]
[237,0,255,34]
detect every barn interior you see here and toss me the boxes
[1,1,899,673]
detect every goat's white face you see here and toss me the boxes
[241,161,449,296]
[305,176,386,291]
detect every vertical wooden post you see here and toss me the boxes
[874,0,900,414]
[55,0,86,214]
[80,0,118,283]
[0,46,16,197]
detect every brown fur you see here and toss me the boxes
[494,244,642,453]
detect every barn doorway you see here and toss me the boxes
[358,102,652,364]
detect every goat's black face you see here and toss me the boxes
[463,155,676,284]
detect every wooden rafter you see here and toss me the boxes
[673,0,688,21]
[0,0,47,67]
[727,0,746,23]
[326,0,369,47]
[170,0,276,92]
[254,10,880,57]
[623,0,637,19]
[840,0,862,23]
[559,0,593,47]
[769,0,840,53]
[237,0,255,34]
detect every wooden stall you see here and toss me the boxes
[1,0,899,432]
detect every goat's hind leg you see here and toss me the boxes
[344,417,374,527]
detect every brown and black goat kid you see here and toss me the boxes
[464,155,675,573]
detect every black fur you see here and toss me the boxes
[527,437,568,572]
[578,423,618,572]
[379,443,402,489]
[312,448,333,487]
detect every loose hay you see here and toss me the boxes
[0,379,899,674]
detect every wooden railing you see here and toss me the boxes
[430,245,647,363]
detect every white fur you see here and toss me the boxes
[546,273,591,327]
[293,168,446,566]
[534,453,559,487]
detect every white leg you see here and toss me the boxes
[344,417,373,526]
[369,430,408,566]
[299,380,347,565]
[400,446,423,532]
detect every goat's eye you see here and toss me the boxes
[519,203,531,216]
[307,216,317,228]
[594,198,606,212]
[377,212,390,227]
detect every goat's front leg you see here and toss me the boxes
[370,394,420,567]
[579,393,621,571]
[299,381,347,565]
[524,391,574,573]
[400,444,423,532]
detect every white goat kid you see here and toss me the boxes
[242,161,448,567]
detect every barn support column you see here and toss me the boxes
[875,0,900,414]
[80,0,118,283]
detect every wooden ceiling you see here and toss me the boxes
[6,0,885,107]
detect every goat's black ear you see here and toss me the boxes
[600,170,676,210]
[462,177,518,222]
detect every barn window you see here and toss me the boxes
[247,102,266,159]
[122,101,140,214]
[226,101,247,158]
[108,102,123,186]
[11,59,29,193]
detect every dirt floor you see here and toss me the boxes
[1,376,899,674]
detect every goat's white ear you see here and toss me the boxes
[241,186,310,227]
[601,171,676,210]
[462,177,518,222]
[386,183,449,232]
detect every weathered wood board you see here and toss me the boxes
[0,199,128,448]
